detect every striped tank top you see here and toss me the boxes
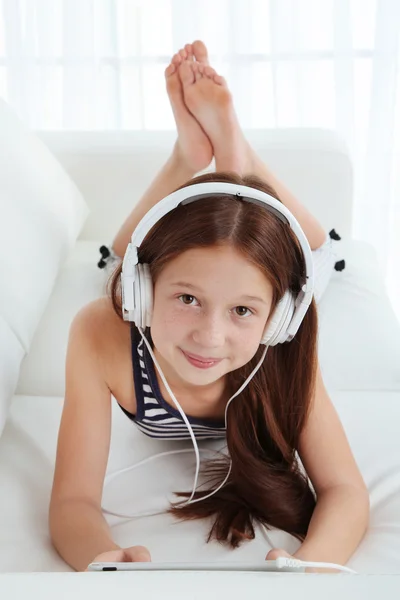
[117,325,227,441]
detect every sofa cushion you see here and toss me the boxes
[318,238,400,391]
[0,315,25,437]
[17,241,106,397]
[0,98,89,352]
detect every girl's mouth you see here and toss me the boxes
[181,350,223,369]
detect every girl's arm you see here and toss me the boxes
[294,365,370,565]
[49,300,120,571]
[50,499,121,571]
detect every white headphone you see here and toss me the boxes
[121,181,315,346]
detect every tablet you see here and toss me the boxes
[87,560,305,573]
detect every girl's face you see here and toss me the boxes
[150,244,274,392]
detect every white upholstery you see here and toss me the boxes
[1,573,399,598]
[0,100,89,437]
[0,391,400,574]
[317,238,400,391]
[16,242,107,398]
[0,316,24,435]
[1,127,400,579]
[38,128,354,243]
[0,101,89,352]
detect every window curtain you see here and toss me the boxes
[1,0,399,318]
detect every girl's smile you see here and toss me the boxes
[150,243,274,394]
[180,348,224,369]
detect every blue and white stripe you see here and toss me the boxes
[131,335,227,441]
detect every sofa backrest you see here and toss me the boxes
[37,128,353,243]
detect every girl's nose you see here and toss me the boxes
[191,313,226,349]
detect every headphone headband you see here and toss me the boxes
[122,182,314,342]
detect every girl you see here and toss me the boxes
[49,41,369,573]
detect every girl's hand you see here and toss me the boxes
[265,548,293,561]
[266,548,316,572]
[87,545,152,570]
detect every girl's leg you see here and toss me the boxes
[111,44,213,259]
[111,147,194,259]
[178,50,327,252]
[244,143,339,301]
[244,146,327,251]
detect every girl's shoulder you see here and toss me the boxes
[72,297,136,412]
[74,296,129,349]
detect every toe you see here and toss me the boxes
[184,43,194,60]
[204,65,216,78]
[179,48,187,60]
[172,53,182,66]
[192,40,209,65]
[179,61,195,87]
[202,65,225,86]
[213,73,226,86]
[165,63,176,78]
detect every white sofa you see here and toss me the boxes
[1,101,400,595]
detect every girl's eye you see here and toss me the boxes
[178,296,252,317]
[178,294,198,306]
[234,306,252,318]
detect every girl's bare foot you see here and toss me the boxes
[178,59,251,174]
[165,45,213,173]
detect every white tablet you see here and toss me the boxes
[87,560,305,573]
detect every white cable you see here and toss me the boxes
[188,344,269,504]
[102,507,166,519]
[103,448,222,519]
[102,330,269,517]
[275,557,357,574]
[138,327,201,505]
[138,327,269,505]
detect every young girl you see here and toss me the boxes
[49,41,369,573]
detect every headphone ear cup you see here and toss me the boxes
[261,291,296,346]
[138,264,146,329]
[133,265,142,326]
[140,263,153,328]
[125,262,153,327]
[121,267,140,322]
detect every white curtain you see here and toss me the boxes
[1,0,400,317]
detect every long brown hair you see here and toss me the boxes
[108,171,318,548]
